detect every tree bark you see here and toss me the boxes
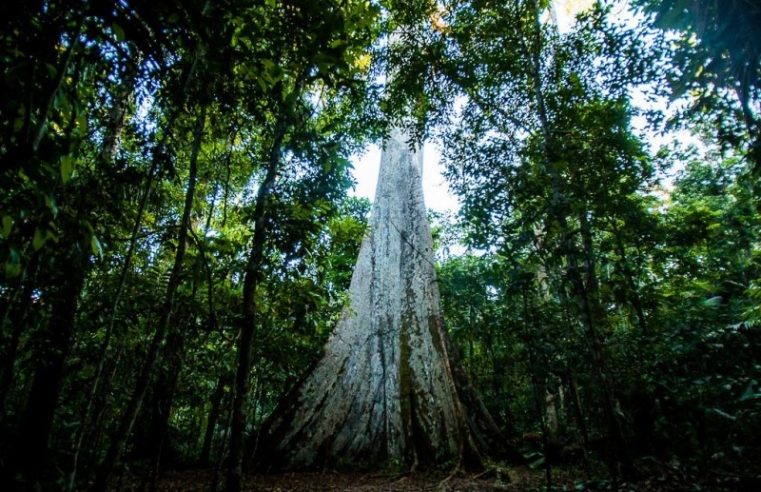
[143,324,187,489]
[255,127,513,472]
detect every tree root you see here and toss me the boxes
[432,461,464,491]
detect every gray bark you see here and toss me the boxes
[258,128,512,470]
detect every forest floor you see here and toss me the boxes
[118,467,557,491]
[114,465,752,491]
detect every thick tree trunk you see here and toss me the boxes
[257,128,511,471]
[12,250,87,487]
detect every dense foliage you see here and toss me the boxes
[1,0,759,490]
[428,0,761,488]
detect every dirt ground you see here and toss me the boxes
[116,467,564,491]
[114,465,755,491]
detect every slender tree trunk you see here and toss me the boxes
[575,213,632,476]
[527,0,631,476]
[243,376,262,464]
[67,68,141,491]
[521,286,552,492]
[212,392,235,492]
[226,119,285,492]
[94,106,206,491]
[200,372,229,467]
[221,129,237,228]
[189,226,217,330]
[144,326,187,490]
[578,210,598,295]
[142,203,219,485]
[81,348,123,479]
[565,371,592,476]
[610,222,648,334]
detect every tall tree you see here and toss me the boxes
[256,123,513,470]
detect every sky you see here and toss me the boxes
[349,141,458,213]
[347,0,603,214]
[348,0,701,213]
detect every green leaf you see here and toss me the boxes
[45,195,58,216]
[5,248,21,278]
[77,111,88,133]
[1,216,12,238]
[740,381,761,402]
[112,23,126,42]
[60,155,74,183]
[528,455,546,469]
[4,263,21,277]
[44,63,57,78]
[90,234,103,256]
[707,407,737,421]
[703,295,722,307]
[33,227,47,251]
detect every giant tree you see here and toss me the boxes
[257,121,512,471]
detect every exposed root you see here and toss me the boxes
[432,462,464,491]
[473,467,497,480]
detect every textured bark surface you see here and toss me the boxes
[257,129,510,471]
